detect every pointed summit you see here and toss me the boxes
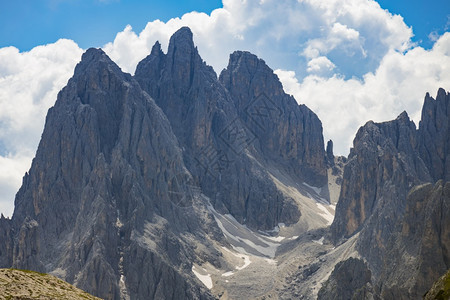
[135,41,166,95]
[418,88,450,181]
[51,48,136,160]
[168,26,194,51]
[225,51,268,79]
[150,40,163,56]
[73,48,127,80]
[136,26,216,105]
[220,50,327,185]
[165,26,204,83]
[220,50,288,111]
[396,110,410,122]
[172,26,193,39]
[76,48,113,71]
[81,48,107,62]
[437,87,447,99]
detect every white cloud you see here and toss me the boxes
[307,56,336,76]
[0,39,82,216]
[103,0,413,79]
[0,0,449,216]
[303,22,362,62]
[429,31,440,42]
[0,153,32,217]
[276,32,450,155]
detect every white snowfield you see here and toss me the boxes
[313,236,325,245]
[222,246,251,270]
[192,266,213,289]
[208,205,281,258]
[316,203,335,225]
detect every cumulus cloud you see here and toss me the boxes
[103,0,413,79]
[307,56,336,76]
[0,153,31,217]
[1,0,449,215]
[0,39,82,216]
[276,32,450,155]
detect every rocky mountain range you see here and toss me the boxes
[327,88,450,299]
[0,26,448,299]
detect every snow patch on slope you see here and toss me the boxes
[313,237,325,245]
[222,271,234,277]
[192,266,213,289]
[209,205,282,258]
[303,182,322,195]
[316,203,334,225]
[220,246,252,277]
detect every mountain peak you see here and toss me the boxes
[437,87,447,99]
[226,50,267,76]
[220,49,327,186]
[396,110,410,122]
[78,48,114,68]
[230,51,263,63]
[74,47,126,80]
[82,48,106,60]
[168,26,195,52]
[172,26,193,39]
[150,41,163,56]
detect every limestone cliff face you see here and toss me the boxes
[318,258,374,300]
[135,27,327,230]
[135,27,219,151]
[330,89,450,299]
[0,215,12,268]
[219,51,327,186]
[7,48,217,300]
[331,111,430,241]
[379,181,450,299]
[418,88,450,182]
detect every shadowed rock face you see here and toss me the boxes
[378,181,450,299]
[5,47,217,300]
[331,111,430,241]
[0,215,12,267]
[418,88,450,182]
[135,27,327,230]
[219,51,327,186]
[318,257,374,300]
[330,89,450,299]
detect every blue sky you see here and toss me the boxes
[0,0,448,51]
[377,0,450,48]
[0,0,222,51]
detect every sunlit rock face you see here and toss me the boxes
[330,89,450,299]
